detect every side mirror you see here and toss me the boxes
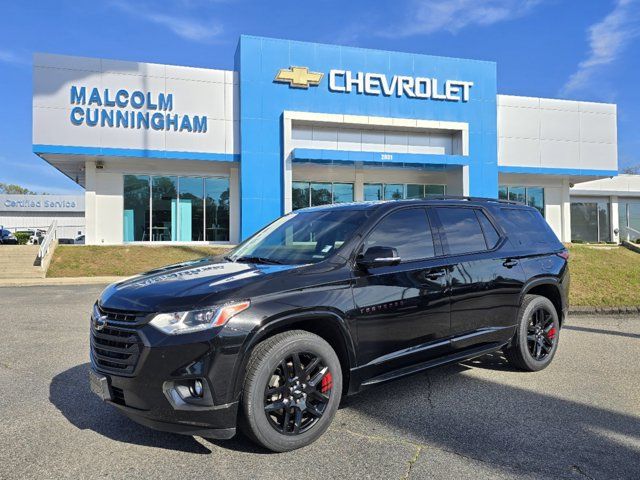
[357,246,401,268]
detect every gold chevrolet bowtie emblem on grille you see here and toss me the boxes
[274,66,323,88]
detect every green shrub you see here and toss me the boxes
[14,232,31,245]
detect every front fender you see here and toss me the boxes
[229,309,357,401]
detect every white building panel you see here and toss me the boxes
[499,137,540,166]
[33,53,236,155]
[539,109,580,142]
[540,139,579,169]
[498,94,617,172]
[580,112,617,145]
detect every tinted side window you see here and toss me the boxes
[364,209,435,261]
[499,208,561,248]
[475,210,500,249]
[436,207,486,255]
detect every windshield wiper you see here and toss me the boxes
[233,255,283,265]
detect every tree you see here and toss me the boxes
[621,165,640,175]
[0,183,37,195]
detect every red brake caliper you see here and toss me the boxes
[320,371,333,393]
[547,327,557,341]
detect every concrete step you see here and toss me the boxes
[0,252,39,256]
[0,246,39,252]
[0,246,44,278]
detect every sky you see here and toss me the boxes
[1,0,639,194]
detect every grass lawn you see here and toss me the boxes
[47,244,640,307]
[568,245,640,306]
[47,245,229,277]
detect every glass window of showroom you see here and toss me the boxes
[123,175,229,242]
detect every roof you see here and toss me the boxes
[295,196,526,213]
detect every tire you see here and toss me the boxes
[504,294,560,372]
[240,330,342,452]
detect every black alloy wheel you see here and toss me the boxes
[263,352,333,435]
[503,294,560,372]
[241,330,342,452]
[526,307,557,361]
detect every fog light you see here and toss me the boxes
[189,379,204,398]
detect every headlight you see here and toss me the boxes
[149,300,250,335]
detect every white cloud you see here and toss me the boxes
[561,0,640,96]
[142,12,223,42]
[388,0,544,36]
[0,49,28,65]
[110,1,223,43]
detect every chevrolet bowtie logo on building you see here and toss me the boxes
[274,66,323,88]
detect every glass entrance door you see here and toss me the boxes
[619,201,640,242]
[570,200,611,243]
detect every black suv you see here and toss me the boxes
[90,198,569,452]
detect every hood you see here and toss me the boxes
[99,257,298,312]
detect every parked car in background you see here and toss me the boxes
[22,229,45,245]
[90,197,569,452]
[74,234,85,245]
[0,228,18,245]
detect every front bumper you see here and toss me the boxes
[89,316,246,439]
[90,364,239,438]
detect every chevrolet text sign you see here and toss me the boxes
[329,70,473,102]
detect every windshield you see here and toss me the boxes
[229,209,368,265]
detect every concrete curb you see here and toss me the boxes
[569,306,640,315]
[0,276,127,287]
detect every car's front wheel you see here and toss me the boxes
[504,294,560,371]
[241,330,342,452]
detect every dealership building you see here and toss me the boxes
[31,35,639,245]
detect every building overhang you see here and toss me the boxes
[34,145,240,188]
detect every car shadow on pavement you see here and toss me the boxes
[344,356,640,479]
[459,350,521,371]
[49,363,212,454]
[49,357,640,478]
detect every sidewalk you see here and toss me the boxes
[0,276,127,287]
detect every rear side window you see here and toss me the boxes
[436,207,487,255]
[364,208,435,261]
[499,208,561,248]
[475,210,500,249]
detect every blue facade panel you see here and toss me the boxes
[237,35,498,239]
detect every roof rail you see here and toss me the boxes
[425,195,524,205]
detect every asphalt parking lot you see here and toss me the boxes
[0,285,639,479]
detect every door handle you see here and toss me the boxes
[425,269,446,280]
[503,259,519,268]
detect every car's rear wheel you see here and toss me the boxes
[241,330,342,452]
[504,294,560,371]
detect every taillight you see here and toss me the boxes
[556,250,570,261]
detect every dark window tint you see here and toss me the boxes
[499,208,561,248]
[364,209,435,261]
[436,207,486,254]
[475,210,500,249]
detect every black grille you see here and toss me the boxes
[91,306,146,376]
[97,305,140,323]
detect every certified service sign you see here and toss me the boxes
[0,195,85,213]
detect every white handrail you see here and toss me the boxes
[620,225,640,242]
[37,220,58,263]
